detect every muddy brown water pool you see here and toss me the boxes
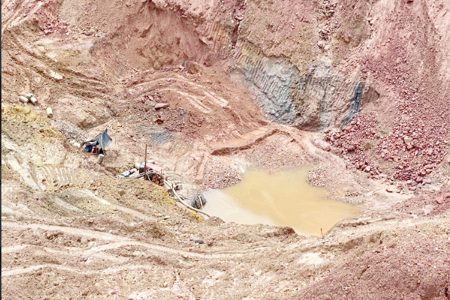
[203,168,360,236]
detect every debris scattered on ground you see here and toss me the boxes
[118,168,138,178]
[191,238,205,244]
[118,159,209,217]
[118,162,163,182]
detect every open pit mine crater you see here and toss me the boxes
[1,0,449,299]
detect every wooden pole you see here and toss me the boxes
[144,144,148,180]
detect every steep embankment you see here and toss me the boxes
[1,0,449,299]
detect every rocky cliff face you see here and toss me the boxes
[208,0,373,130]
[202,0,449,136]
[213,0,449,184]
[234,42,358,130]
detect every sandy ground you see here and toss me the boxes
[1,0,449,299]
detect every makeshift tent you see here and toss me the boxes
[80,129,112,155]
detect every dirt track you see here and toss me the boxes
[2,0,450,299]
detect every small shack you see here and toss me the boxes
[80,129,112,155]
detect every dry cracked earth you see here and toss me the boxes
[1,0,450,299]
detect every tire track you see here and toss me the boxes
[2,221,271,260]
[127,74,230,113]
[2,263,161,277]
[5,33,113,100]
[3,243,127,263]
[1,0,43,36]
[75,189,156,222]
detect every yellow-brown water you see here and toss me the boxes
[203,168,359,236]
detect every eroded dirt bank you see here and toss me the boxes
[1,0,449,299]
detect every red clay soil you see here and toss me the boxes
[298,233,450,300]
[393,185,450,217]
[325,1,450,191]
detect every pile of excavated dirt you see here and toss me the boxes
[299,230,450,300]
[322,0,450,192]
[2,0,449,299]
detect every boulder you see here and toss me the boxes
[19,95,29,103]
[46,107,53,118]
[155,103,169,110]
[29,95,38,105]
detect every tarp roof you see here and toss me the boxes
[93,129,112,150]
